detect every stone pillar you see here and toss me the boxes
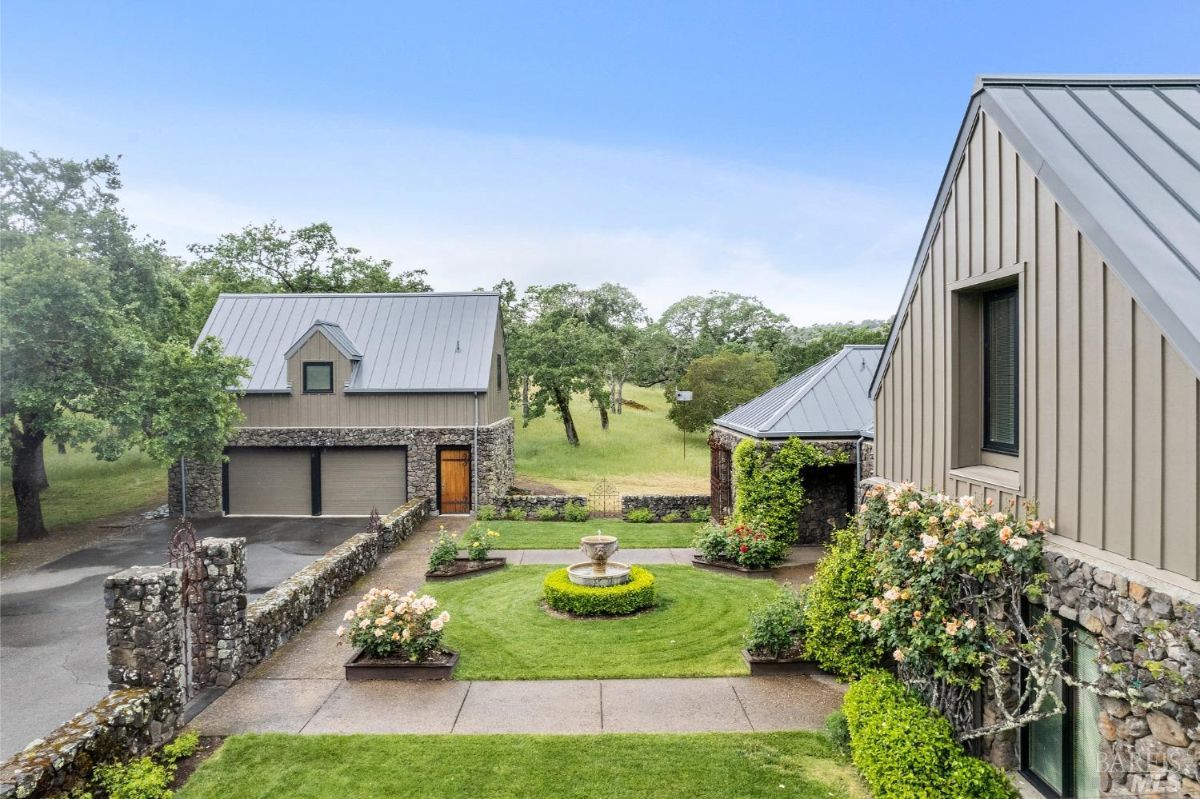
[197,537,247,687]
[104,565,185,709]
[167,459,224,518]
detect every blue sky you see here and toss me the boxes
[3,1,1198,323]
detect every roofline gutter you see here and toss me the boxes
[472,393,480,513]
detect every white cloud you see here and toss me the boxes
[10,96,926,325]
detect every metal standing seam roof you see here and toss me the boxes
[198,292,501,393]
[871,75,1200,398]
[715,345,882,438]
[284,321,363,361]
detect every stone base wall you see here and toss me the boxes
[620,495,710,521]
[1041,545,1200,798]
[169,418,516,516]
[242,497,431,669]
[0,688,178,798]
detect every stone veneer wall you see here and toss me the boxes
[196,538,246,689]
[1040,545,1200,798]
[620,495,711,521]
[168,418,515,517]
[0,567,186,798]
[241,497,431,669]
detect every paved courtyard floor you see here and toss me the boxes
[188,517,840,738]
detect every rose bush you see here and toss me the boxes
[691,520,787,569]
[462,524,500,562]
[337,587,450,661]
[427,526,459,573]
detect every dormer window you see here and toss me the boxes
[303,362,334,394]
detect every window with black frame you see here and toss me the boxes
[983,287,1019,454]
[1023,625,1101,798]
[303,361,334,394]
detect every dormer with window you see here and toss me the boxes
[284,320,362,397]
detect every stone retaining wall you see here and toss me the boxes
[0,566,186,798]
[620,495,710,521]
[242,497,431,670]
[493,495,588,517]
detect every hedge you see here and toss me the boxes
[543,567,656,616]
[802,528,884,678]
[842,671,1018,799]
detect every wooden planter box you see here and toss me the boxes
[691,557,775,579]
[425,557,507,581]
[344,648,459,681]
[741,649,824,676]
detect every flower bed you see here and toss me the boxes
[427,524,503,579]
[337,588,455,679]
[741,587,821,674]
[542,566,656,616]
[691,520,787,573]
[425,557,507,580]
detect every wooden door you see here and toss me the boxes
[438,448,471,513]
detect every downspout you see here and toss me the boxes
[854,435,865,504]
[473,393,480,513]
[179,457,188,518]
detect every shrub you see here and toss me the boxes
[563,501,590,522]
[160,731,199,764]
[732,437,847,542]
[803,528,884,678]
[462,525,500,561]
[535,506,560,521]
[660,510,683,523]
[337,588,450,661]
[689,506,711,523]
[543,566,656,616]
[842,671,1017,799]
[94,756,173,799]
[691,521,786,569]
[427,527,459,573]
[745,586,806,658]
[506,507,527,521]
[624,507,654,523]
[824,709,850,756]
[476,504,499,521]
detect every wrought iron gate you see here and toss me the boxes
[588,478,620,518]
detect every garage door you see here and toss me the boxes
[226,448,311,515]
[320,448,407,516]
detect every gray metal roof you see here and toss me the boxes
[284,321,363,361]
[199,292,500,393]
[872,75,1200,398]
[716,346,882,438]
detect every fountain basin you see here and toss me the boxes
[567,560,633,587]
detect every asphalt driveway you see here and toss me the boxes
[0,516,365,761]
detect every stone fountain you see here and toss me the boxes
[567,534,632,587]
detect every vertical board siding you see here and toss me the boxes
[873,111,1200,581]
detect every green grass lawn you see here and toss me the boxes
[0,445,165,543]
[514,384,708,495]
[424,565,778,680]
[479,520,701,549]
[178,732,868,799]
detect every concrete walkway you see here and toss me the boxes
[188,518,838,737]
[194,675,845,736]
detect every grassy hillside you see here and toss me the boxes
[513,384,708,495]
[0,446,165,542]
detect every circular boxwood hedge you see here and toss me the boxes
[543,566,656,616]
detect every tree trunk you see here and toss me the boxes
[617,379,625,411]
[552,388,579,446]
[599,403,610,430]
[521,377,531,425]
[10,417,48,541]
[610,379,620,415]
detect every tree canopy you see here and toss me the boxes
[666,351,777,434]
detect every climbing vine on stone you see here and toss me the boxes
[732,437,847,543]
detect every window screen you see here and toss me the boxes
[303,362,334,393]
[983,287,1018,453]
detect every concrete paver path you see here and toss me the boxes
[188,517,840,737]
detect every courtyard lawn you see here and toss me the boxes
[480,520,701,549]
[514,384,708,495]
[0,445,164,543]
[178,732,868,799]
[424,565,778,680]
